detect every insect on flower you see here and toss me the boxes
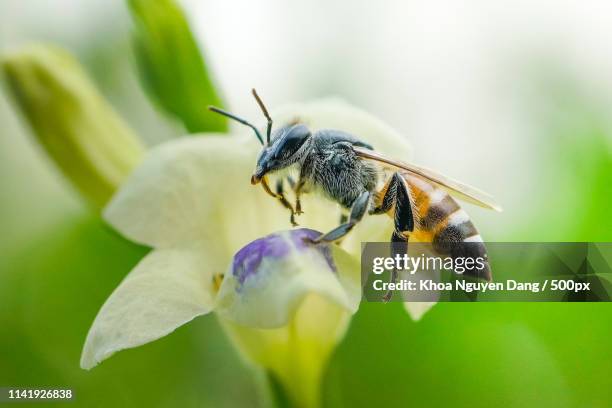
[78,97,442,377]
[209,90,502,301]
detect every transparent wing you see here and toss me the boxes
[354,146,503,211]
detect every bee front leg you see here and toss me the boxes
[260,176,298,227]
[310,191,371,244]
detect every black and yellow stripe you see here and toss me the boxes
[386,173,491,281]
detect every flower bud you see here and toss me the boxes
[2,44,145,207]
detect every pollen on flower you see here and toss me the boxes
[212,273,225,292]
[231,228,337,289]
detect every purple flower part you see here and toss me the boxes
[231,229,337,287]
[232,233,288,285]
[289,229,337,274]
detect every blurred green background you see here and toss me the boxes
[1,0,611,407]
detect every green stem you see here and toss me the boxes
[257,369,295,408]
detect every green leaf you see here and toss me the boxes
[127,0,228,133]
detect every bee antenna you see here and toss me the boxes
[208,105,264,145]
[251,88,272,144]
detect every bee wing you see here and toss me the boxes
[353,146,503,212]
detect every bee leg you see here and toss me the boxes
[275,178,300,227]
[370,175,397,215]
[382,232,409,302]
[310,191,371,244]
[294,177,306,215]
[374,172,414,302]
[391,172,415,234]
[369,172,415,229]
[329,213,351,245]
[261,176,298,226]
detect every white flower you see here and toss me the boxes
[80,99,425,406]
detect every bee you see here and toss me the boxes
[209,90,501,300]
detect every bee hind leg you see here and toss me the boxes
[310,191,371,244]
[383,231,409,302]
[373,172,414,302]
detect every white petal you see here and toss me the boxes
[403,302,436,321]
[104,135,288,250]
[401,246,442,320]
[215,231,360,328]
[80,247,215,369]
[272,98,411,157]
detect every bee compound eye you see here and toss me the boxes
[276,125,310,159]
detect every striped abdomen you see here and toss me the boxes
[402,173,491,281]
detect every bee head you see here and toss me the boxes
[208,89,311,184]
[251,123,311,184]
